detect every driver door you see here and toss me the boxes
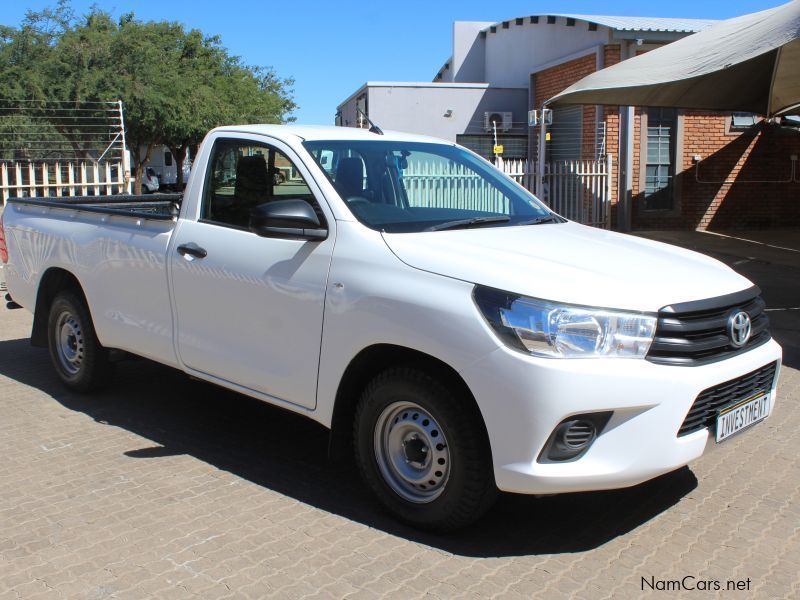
[170,136,334,409]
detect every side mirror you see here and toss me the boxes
[249,198,327,241]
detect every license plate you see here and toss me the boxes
[716,393,770,443]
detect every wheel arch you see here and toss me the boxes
[31,267,90,347]
[328,343,491,463]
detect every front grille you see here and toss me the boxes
[647,287,770,366]
[678,361,777,436]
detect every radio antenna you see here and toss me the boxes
[357,108,384,135]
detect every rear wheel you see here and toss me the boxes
[354,367,496,531]
[47,291,111,392]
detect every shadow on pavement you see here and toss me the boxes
[0,337,697,558]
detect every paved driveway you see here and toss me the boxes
[1,232,799,599]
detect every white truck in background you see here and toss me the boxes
[0,125,782,530]
[141,145,192,190]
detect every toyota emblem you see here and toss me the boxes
[727,311,752,348]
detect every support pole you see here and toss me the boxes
[118,100,131,194]
[536,103,548,202]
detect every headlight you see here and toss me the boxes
[473,286,657,358]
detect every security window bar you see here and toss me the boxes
[644,107,677,210]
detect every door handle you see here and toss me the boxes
[177,242,207,259]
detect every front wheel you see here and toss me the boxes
[47,291,111,392]
[354,367,497,531]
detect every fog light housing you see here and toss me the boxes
[539,412,612,463]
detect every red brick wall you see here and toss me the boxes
[632,109,642,198]
[633,113,800,230]
[629,53,649,198]
[602,45,621,210]
[604,44,621,67]
[605,107,620,217]
[530,40,798,230]
[534,54,597,109]
[531,46,622,202]
[581,106,597,159]
[533,53,597,161]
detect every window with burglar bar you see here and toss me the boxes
[644,107,677,211]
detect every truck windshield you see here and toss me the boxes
[302,140,554,233]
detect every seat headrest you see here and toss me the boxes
[335,157,364,198]
[236,155,268,195]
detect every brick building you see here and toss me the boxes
[338,14,800,230]
[529,30,800,231]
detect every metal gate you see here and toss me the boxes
[499,156,613,228]
[393,155,612,228]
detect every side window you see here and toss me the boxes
[202,139,318,228]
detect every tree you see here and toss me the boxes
[0,1,73,102]
[0,3,120,161]
[104,17,187,193]
[0,3,297,194]
[159,33,296,188]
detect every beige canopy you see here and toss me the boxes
[549,1,800,116]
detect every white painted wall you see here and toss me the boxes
[339,85,527,141]
[483,18,611,87]
[337,88,366,130]
[452,21,493,83]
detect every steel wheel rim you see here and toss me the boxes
[374,401,451,503]
[55,310,84,376]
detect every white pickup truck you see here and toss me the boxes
[1,125,782,530]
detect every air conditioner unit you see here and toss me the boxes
[484,111,513,132]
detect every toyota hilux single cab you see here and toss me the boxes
[1,125,782,530]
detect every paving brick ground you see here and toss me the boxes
[1,232,799,599]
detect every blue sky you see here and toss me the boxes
[2,0,785,124]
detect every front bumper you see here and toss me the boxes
[459,338,782,495]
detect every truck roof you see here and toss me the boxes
[211,124,451,145]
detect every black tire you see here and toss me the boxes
[354,367,497,531]
[47,290,112,392]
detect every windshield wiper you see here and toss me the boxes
[425,215,511,232]
[517,214,561,225]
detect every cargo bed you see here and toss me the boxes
[6,194,182,220]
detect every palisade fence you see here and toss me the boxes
[498,157,613,228]
[403,159,512,214]
[401,156,612,228]
[0,100,130,204]
[0,159,129,203]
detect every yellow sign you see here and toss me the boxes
[545,132,551,141]
[493,145,504,154]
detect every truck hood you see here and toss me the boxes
[381,222,754,312]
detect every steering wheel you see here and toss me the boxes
[346,196,370,206]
